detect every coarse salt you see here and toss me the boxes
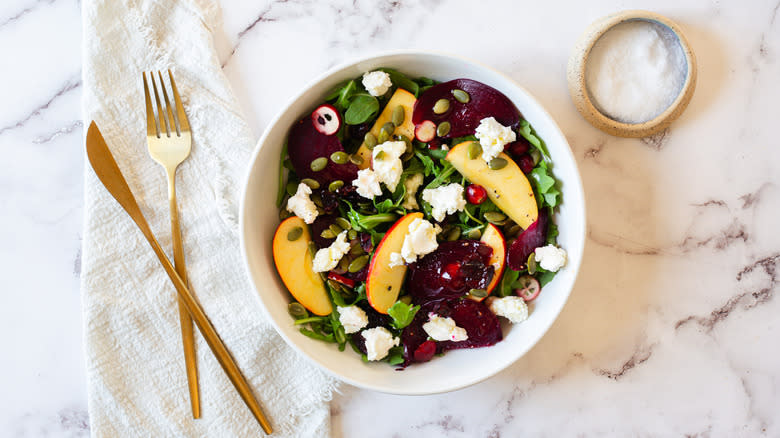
[585,20,686,124]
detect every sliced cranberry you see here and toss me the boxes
[465,184,487,204]
[311,104,341,136]
[327,272,355,288]
[413,340,437,363]
[507,138,530,157]
[427,138,442,149]
[407,240,494,304]
[517,153,535,174]
[415,120,436,142]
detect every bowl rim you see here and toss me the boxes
[239,49,586,394]
[566,10,698,138]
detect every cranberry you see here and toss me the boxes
[465,184,487,204]
[413,340,437,363]
[506,138,530,157]
[517,153,535,174]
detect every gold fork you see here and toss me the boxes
[143,70,200,418]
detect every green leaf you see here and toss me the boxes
[332,80,357,111]
[299,328,335,343]
[425,162,456,190]
[518,119,551,161]
[387,301,420,330]
[378,68,419,96]
[387,345,405,365]
[428,148,448,160]
[448,135,478,146]
[546,220,559,245]
[500,268,521,297]
[275,141,288,207]
[345,94,379,125]
[374,198,395,214]
[530,167,555,193]
[537,270,557,287]
[543,188,560,208]
[414,151,437,177]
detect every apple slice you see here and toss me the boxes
[366,212,423,314]
[272,217,333,316]
[446,141,538,229]
[353,88,417,169]
[480,223,506,297]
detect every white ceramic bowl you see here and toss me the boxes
[240,51,586,395]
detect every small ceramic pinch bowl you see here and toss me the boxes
[567,10,697,138]
[240,51,586,395]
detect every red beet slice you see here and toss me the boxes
[310,215,337,248]
[287,116,358,185]
[433,299,502,350]
[407,240,494,304]
[506,210,548,270]
[412,79,522,139]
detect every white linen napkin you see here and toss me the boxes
[80,0,337,436]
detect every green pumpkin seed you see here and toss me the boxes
[330,151,349,164]
[320,229,336,239]
[310,157,328,172]
[527,253,537,274]
[286,226,303,241]
[391,105,405,127]
[469,288,488,298]
[348,255,369,273]
[364,132,378,149]
[484,211,507,224]
[286,180,299,196]
[467,142,483,160]
[446,227,462,241]
[488,157,508,170]
[395,134,413,153]
[329,223,343,235]
[335,217,351,230]
[337,256,350,272]
[328,180,344,192]
[307,241,317,258]
[530,149,541,166]
[380,122,395,138]
[279,208,292,220]
[375,150,386,160]
[377,130,389,144]
[505,223,522,237]
[467,228,482,239]
[433,98,450,114]
[300,178,320,189]
[283,158,294,170]
[349,243,365,256]
[327,279,343,293]
[311,192,323,208]
[437,121,451,137]
[400,295,412,305]
[288,302,308,319]
[451,89,470,103]
[347,229,358,240]
[349,154,364,165]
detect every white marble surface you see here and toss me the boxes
[2,0,779,436]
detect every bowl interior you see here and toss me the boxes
[240,52,585,395]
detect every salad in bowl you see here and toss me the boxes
[271,67,567,368]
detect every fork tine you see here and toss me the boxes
[150,73,170,137]
[157,71,178,136]
[143,72,160,138]
[168,70,190,133]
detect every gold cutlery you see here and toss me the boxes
[142,70,200,418]
[85,121,273,434]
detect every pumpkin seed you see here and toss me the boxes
[446,227,462,241]
[375,150,386,161]
[433,98,450,114]
[330,151,349,164]
[288,302,308,319]
[527,253,537,274]
[349,243,364,256]
[348,255,369,273]
[391,105,405,127]
[320,229,336,239]
[380,122,395,138]
[377,130,389,144]
[505,223,522,237]
[364,132,377,149]
[469,288,488,298]
[327,279,343,293]
[467,142,483,159]
[307,241,317,257]
[400,295,412,305]
[347,229,358,240]
[530,149,541,165]
[310,157,328,172]
[329,223,343,235]
[311,192,323,208]
[286,180,298,196]
[335,217,351,230]
[300,178,320,189]
[283,158,294,170]
[467,228,482,239]
[451,89,470,103]
[488,157,508,170]
[286,226,303,241]
[279,208,292,220]
[349,154,364,165]
[484,211,507,224]
[395,134,413,153]
[337,256,350,272]
[436,121,451,137]
[328,180,344,192]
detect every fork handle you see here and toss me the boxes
[167,169,201,419]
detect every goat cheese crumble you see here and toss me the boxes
[389,218,440,267]
[353,168,383,199]
[422,183,466,222]
[337,305,368,334]
[362,327,399,361]
[422,313,468,342]
[372,140,406,192]
[312,231,351,273]
[401,173,424,210]
[362,71,393,97]
[286,182,318,224]
[474,117,516,162]
[534,245,567,272]
[487,296,528,323]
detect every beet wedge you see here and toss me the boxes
[506,210,548,270]
[287,116,358,185]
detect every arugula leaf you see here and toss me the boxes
[500,268,521,297]
[414,151,437,177]
[299,328,335,343]
[546,219,559,245]
[448,135,478,146]
[428,148,448,160]
[373,198,395,214]
[379,68,419,96]
[537,270,557,287]
[530,166,555,193]
[518,119,551,160]
[425,162,456,189]
[387,346,405,365]
[387,301,420,329]
[345,94,380,125]
[331,80,357,111]
[275,141,288,207]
